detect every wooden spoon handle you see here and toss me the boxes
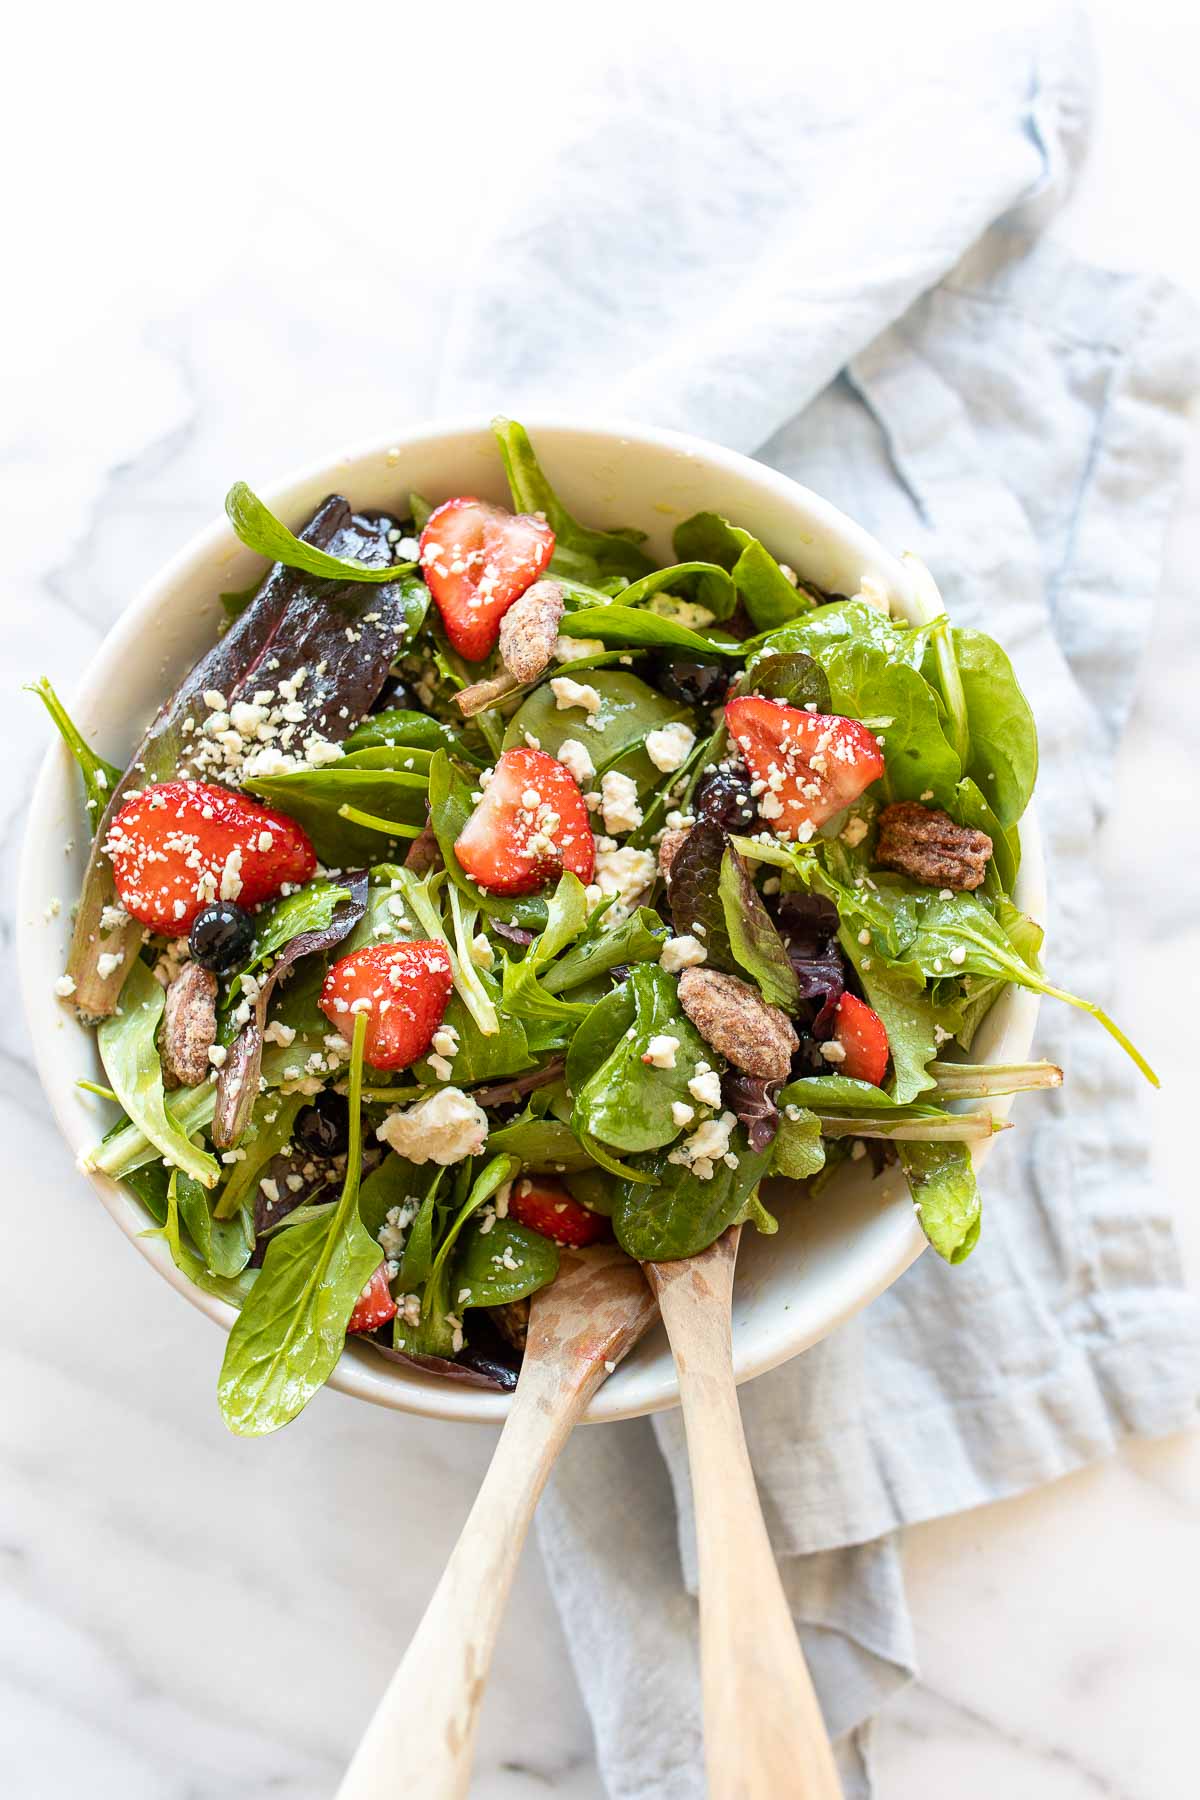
[335,1356,589,1800]
[650,1231,843,1800]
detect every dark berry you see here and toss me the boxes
[371,676,423,715]
[694,767,759,832]
[654,655,732,709]
[188,902,255,974]
[295,1089,351,1158]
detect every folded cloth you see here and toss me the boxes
[440,6,1200,1793]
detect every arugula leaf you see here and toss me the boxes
[821,641,961,808]
[242,766,428,865]
[950,626,1038,828]
[572,965,709,1154]
[492,418,656,582]
[217,1013,382,1436]
[900,1141,981,1263]
[455,1218,559,1309]
[503,669,692,770]
[225,482,417,584]
[612,1127,772,1261]
[719,844,801,1010]
[770,1107,826,1179]
[91,960,219,1190]
[674,512,810,631]
[561,602,742,657]
[26,677,122,825]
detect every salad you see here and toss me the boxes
[32,420,1155,1436]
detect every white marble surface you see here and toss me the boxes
[2,4,1197,1796]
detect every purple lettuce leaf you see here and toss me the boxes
[721,1070,782,1152]
[775,891,846,1039]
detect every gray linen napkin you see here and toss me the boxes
[435,6,1200,1793]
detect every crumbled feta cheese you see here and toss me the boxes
[778,563,799,586]
[376,1087,488,1165]
[556,737,596,786]
[554,635,606,663]
[599,770,643,836]
[96,951,125,980]
[818,1040,847,1064]
[660,934,707,973]
[671,1101,695,1128]
[587,845,656,919]
[857,928,872,946]
[645,721,696,773]
[53,974,76,998]
[99,903,129,932]
[550,676,602,715]
[259,1177,280,1204]
[469,932,494,970]
[207,1044,228,1069]
[949,946,967,966]
[687,1066,723,1109]
[643,1033,680,1070]
[853,573,891,614]
[646,595,715,628]
[670,1110,736,1180]
[841,815,869,848]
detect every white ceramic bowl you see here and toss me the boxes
[17,418,1044,1426]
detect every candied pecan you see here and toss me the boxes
[874,802,993,891]
[489,1298,530,1352]
[499,580,565,682]
[160,961,218,1088]
[657,827,691,879]
[677,968,798,1081]
[403,818,444,875]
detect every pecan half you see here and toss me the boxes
[874,802,993,891]
[677,968,798,1081]
[657,827,691,879]
[455,580,566,716]
[489,1298,530,1352]
[160,961,218,1088]
[403,818,444,875]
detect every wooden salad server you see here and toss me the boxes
[335,1241,659,1800]
[647,1226,844,1800]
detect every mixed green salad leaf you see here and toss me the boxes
[36,418,1152,1435]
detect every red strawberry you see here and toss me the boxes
[105,780,316,934]
[319,940,453,1071]
[455,747,595,896]
[347,1262,398,1335]
[420,496,555,661]
[831,993,890,1086]
[508,1177,609,1248]
[724,697,885,838]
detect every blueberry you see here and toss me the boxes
[693,767,759,832]
[188,902,255,974]
[654,655,732,709]
[295,1090,351,1159]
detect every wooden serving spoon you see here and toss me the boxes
[647,1226,843,1800]
[335,1241,659,1800]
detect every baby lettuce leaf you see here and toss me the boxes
[540,906,666,995]
[838,925,947,1104]
[487,1114,596,1173]
[213,1092,307,1229]
[242,767,428,865]
[612,1128,772,1261]
[492,418,656,583]
[499,873,592,1026]
[27,677,122,826]
[949,627,1038,828]
[719,845,801,1010]
[668,822,735,973]
[674,512,811,631]
[778,1074,995,1143]
[561,603,742,657]
[176,1170,256,1280]
[217,1013,382,1436]
[225,482,417,583]
[770,1106,826,1179]
[146,1175,258,1306]
[455,1218,559,1309]
[821,641,961,809]
[899,1141,981,1263]
[572,964,709,1154]
[735,651,832,713]
[502,669,692,769]
[89,1082,216,1183]
[92,960,219,1190]
[345,708,463,758]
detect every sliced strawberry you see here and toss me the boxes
[347,1262,398,1335]
[319,940,452,1071]
[832,993,890,1086]
[420,497,555,661]
[105,780,316,934]
[724,697,885,838]
[508,1177,609,1247]
[455,747,595,896]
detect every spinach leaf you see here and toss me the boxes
[146,1175,258,1306]
[242,767,428,865]
[561,603,742,657]
[736,652,832,713]
[455,1219,559,1309]
[345,708,463,758]
[27,677,122,826]
[952,778,1018,895]
[486,1114,596,1173]
[954,900,1042,1050]
[778,1074,996,1143]
[225,482,417,584]
[122,1158,172,1226]
[427,750,548,929]
[770,1107,826,1180]
[838,924,948,1103]
[500,874,592,1026]
[756,600,931,667]
[93,960,219,1190]
[564,980,636,1092]
[719,844,801,1010]
[674,512,810,631]
[541,907,666,994]
[492,418,656,583]
[414,990,535,1084]
[502,669,692,770]
[612,1128,772,1261]
[357,1152,438,1242]
[572,964,709,1154]
[177,1170,255,1280]
[217,1013,383,1436]
[821,641,961,808]
[899,1141,981,1263]
[951,627,1038,828]
[424,1154,522,1303]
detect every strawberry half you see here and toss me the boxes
[508,1177,609,1248]
[420,496,555,661]
[105,780,316,934]
[455,747,595,896]
[724,697,885,838]
[319,940,453,1071]
[347,1262,398,1335]
[831,993,890,1086]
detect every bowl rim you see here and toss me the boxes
[17,413,1044,1427]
